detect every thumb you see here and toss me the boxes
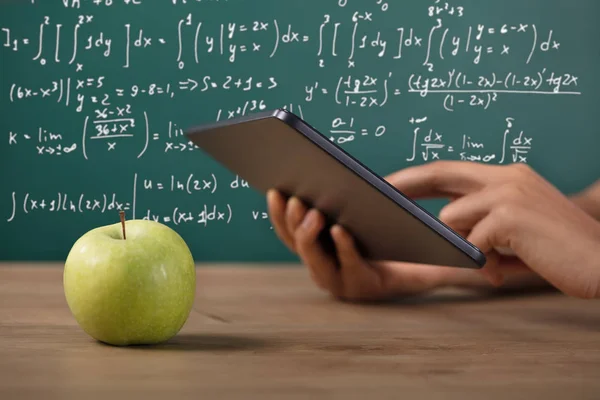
[466,214,509,287]
[478,251,504,287]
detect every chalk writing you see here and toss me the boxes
[1,0,597,262]
[406,116,532,163]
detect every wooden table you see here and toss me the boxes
[1,263,599,399]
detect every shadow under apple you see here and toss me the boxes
[97,333,272,352]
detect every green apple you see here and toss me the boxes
[63,214,196,346]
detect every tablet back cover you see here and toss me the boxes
[186,109,484,269]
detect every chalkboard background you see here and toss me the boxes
[1,0,598,262]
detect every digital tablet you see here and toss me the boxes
[185,108,486,269]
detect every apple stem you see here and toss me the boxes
[119,211,126,240]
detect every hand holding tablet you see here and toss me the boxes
[185,109,486,270]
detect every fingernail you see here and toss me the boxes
[330,224,342,238]
[287,198,300,220]
[302,210,316,230]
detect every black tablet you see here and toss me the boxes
[185,108,486,269]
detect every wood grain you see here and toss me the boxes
[1,263,599,399]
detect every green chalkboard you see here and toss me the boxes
[1,0,599,262]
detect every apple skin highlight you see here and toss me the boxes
[63,218,196,346]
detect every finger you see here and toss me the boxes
[479,251,504,287]
[438,190,496,232]
[466,214,511,287]
[295,209,341,294]
[267,190,296,252]
[330,225,383,299]
[384,161,490,199]
[286,196,308,239]
[330,225,363,269]
[439,184,530,237]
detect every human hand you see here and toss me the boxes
[386,161,600,299]
[266,189,449,301]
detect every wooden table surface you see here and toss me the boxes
[1,263,599,399]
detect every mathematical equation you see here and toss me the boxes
[5,171,252,225]
[5,189,236,227]
[7,108,396,157]
[406,116,532,163]
[3,3,563,72]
